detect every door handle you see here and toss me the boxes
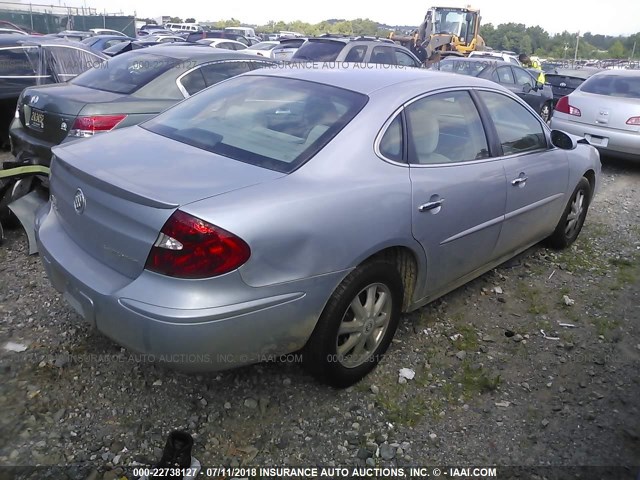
[419,198,445,212]
[511,176,528,186]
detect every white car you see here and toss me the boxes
[469,51,521,66]
[89,28,126,36]
[196,39,247,51]
[239,41,279,57]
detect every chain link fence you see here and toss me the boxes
[0,1,135,36]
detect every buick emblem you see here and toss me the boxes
[60,121,67,131]
[559,82,567,87]
[31,95,39,104]
[73,188,86,214]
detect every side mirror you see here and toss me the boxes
[536,81,544,90]
[523,83,532,93]
[550,129,577,150]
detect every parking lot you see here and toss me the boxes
[1,150,638,477]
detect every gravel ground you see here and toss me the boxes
[1,152,639,479]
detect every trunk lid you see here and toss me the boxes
[566,90,640,133]
[20,84,126,144]
[50,126,286,278]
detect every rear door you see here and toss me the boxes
[475,90,568,256]
[403,89,506,295]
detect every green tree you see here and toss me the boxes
[185,18,196,23]
[168,17,182,23]
[608,40,625,58]
[518,34,532,54]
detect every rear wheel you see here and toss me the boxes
[302,259,403,388]
[545,177,591,249]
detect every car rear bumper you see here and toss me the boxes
[550,116,640,160]
[9,119,56,166]
[36,203,346,372]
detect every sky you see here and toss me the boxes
[44,0,640,36]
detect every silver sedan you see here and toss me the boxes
[36,66,601,387]
[550,69,640,161]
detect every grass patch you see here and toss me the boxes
[455,362,501,399]
[592,316,620,336]
[450,324,479,352]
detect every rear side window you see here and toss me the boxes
[72,52,180,94]
[143,76,368,173]
[179,68,206,96]
[370,46,395,65]
[477,91,547,155]
[494,66,515,84]
[580,75,640,99]
[405,91,489,164]
[199,61,252,87]
[292,40,343,61]
[344,46,366,62]
[0,47,37,76]
[44,46,105,80]
[379,115,403,162]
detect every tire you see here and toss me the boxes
[540,102,552,123]
[545,177,591,249]
[302,259,403,388]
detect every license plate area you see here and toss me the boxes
[63,284,96,327]
[26,107,45,131]
[585,134,609,147]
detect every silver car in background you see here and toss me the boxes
[550,69,640,161]
[36,66,601,387]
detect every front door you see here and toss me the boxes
[404,90,507,296]
[476,90,569,257]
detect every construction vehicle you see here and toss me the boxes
[390,6,485,62]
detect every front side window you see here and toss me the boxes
[405,90,489,164]
[477,91,547,155]
[395,49,418,67]
[143,76,368,173]
[513,67,534,87]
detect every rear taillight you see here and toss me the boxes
[145,210,250,279]
[68,114,127,138]
[555,96,581,116]
[626,116,640,125]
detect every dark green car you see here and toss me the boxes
[9,45,278,166]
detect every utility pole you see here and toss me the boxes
[574,30,580,64]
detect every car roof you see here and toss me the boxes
[590,69,640,77]
[443,57,509,65]
[137,44,268,61]
[0,35,97,49]
[547,68,601,79]
[244,64,503,95]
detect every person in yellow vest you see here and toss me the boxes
[519,53,546,84]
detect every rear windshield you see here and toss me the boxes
[439,60,487,76]
[580,75,640,99]
[249,42,278,51]
[142,75,368,173]
[545,74,585,89]
[292,40,344,61]
[71,52,180,94]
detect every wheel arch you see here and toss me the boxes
[356,245,422,312]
